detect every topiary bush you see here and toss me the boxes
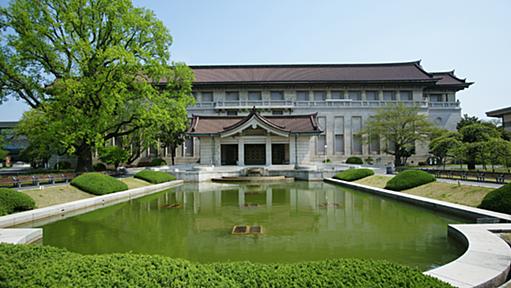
[150,158,167,166]
[346,156,363,164]
[334,168,375,181]
[71,173,128,195]
[135,170,176,184]
[0,244,452,288]
[0,188,36,216]
[479,183,511,214]
[385,170,436,191]
[93,163,107,171]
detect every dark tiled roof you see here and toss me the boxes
[487,106,511,117]
[190,61,437,85]
[430,71,473,87]
[188,109,321,135]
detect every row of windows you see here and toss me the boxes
[194,90,415,102]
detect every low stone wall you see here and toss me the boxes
[0,180,184,244]
[325,178,511,288]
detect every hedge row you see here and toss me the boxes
[479,183,511,214]
[134,170,176,184]
[334,168,375,181]
[385,170,436,191]
[345,156,364,164]
[0,244,452,288]
[0,188,35,216]
[70,173,128,195]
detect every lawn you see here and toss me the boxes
[22,185,93,208]
[21,177,151,208]
[354,175,494,207]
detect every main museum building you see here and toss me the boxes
[176,61,471,167]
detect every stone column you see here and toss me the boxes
[265,137,272,166]
[238,138,244,166]
[289,135,296,166]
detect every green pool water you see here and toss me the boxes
[40,181,467,270]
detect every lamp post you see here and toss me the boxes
[324,144,327,164]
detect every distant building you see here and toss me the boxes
[487,106,511,132]
[0,121,28,163]
[178,61,472,166]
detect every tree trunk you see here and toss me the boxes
[170,144,176,166]
[467,160,476,170]
[76,143,93,172]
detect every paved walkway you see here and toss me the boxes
[436,178,503,189]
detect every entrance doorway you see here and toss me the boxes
[272,144,289,164]
[221,144,238,165]
[244,144,266,165]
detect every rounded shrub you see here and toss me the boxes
[479,183,511,214]
[135,170,176,184]
[346,156,363,164]
[385,170,436,191]
[0,188,36,216]
[93,163,107,171]
[150,158,167,166]
[334,168,375,181]
[71,173,128,195]
[0,244,452,288]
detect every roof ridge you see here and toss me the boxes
[189,60,422,69]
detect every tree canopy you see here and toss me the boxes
[359,104,434,167]
[0,0,194,171]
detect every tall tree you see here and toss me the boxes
[456,114,481,130]
[429,131,461,169]
[458,123,501,170]
[0,0,194,171]
[359,104,434,167]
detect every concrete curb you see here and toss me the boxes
[0,180,184,244]
[325,178,511,288]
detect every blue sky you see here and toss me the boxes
[0,0,510,120]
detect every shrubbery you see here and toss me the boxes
[0,188,36,216]
[334,169,375,181]
[385,170,436,191]
[70,173,128,195]
[135,170,176,184]
[479,183,511,214]
[53,161,72,170]
[93,163,107,171]
[0,244,452,288]
[150,158,167,166]
[346,156,363,164]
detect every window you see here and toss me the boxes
[383,91,396,101]
[296,91,310,101]
[429,94,443,102]
[227,111,238,116]
[331,91,344,100]
[348,91,362,100]
[192,92,198,101]
[314,90,326,101]
[334,117,344,154]
[400,91,413,101]
[184,137,194,157]
[225,91,239,101]
[248,91,262,101]
[351,116,362,155]
[272,110,283,115]
[201,92,213,102]
[369,134,380,154]
[271,91,284,101]
[365,91,379,101]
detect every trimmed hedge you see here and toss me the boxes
[150,158,167,166]
[93,163,107,171]
[385,170,436,191]
[346,156,363,164]
[479,183,511,214]
[70,173,128,195]
[334,168,375,181]
[0,244,452,288]
[0,188,36,216]
[135,170,176,184]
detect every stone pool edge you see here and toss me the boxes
[0,180,184,244]
[324,177,511,288]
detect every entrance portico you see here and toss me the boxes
[188,107,322,166]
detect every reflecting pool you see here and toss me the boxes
[40,181,467,270]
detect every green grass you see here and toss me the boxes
[119,177,151,189]
[0,188,36,216]
[479,183,511,214]
[334,168,374,181]
[22,185,93,208]
[70,173,128,195]
[0,244,452,288]
[385,170,436,191]
[134,170,176,184]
